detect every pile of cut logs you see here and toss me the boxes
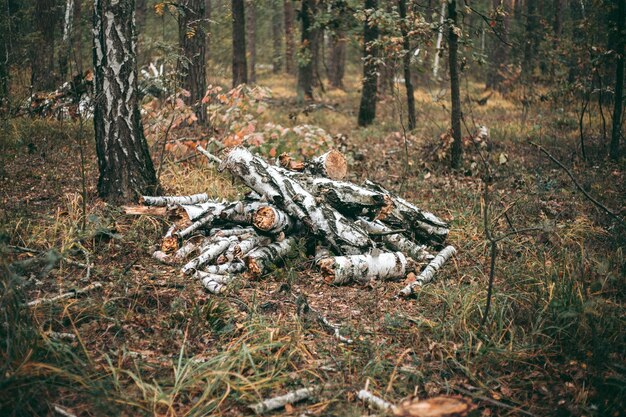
[143,146,456,296]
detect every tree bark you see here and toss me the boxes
[610,0,624,160]
[178,0,207,124]
[59,0,75,82]
[357,0,380,127]
[232,0,248,87]
[284,0,296,74]
[32,0,58,91]
[246,0,257,83]
[93,0,159,204]
[448,0,463,169]
[398,245,456,296]
[521,0,537,87]
[327,30,347,88]
[219,147,372,253]
[398,0,416,130]
[297,0,315,101]
[272,0,283,73]
[486,0,509,91]
[317,251,408,285]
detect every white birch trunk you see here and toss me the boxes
[194,271,237,293]
[398,245,456,296]
[210,226,255,237]
[363,180,449,245]
[181,237,236,274]
[234,235,271,258]
[432,0,446,78]
[204,262,246,274]
[317,252,407,285]
[305,150,347,179]
[180,201,227,221]
[173,241,198,261]
[141,193,210,206]
[252,205,299,234]
[218,147,371,253]
[245,237,298,277]
[355,218,432,261]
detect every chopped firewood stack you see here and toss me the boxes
[141,147,456,296]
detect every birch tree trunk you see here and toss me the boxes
[432,0,446,79]
[284,0,296,74]
[317,252,407,285]
[232,0,248,87]
[59,0,75,82]
[357,0,380,127]
[93,0,159,204]
[178,0,207,124]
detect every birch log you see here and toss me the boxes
[217,147,371,253]
[210,226,255,237]
[279,150,347,180]
[317,252,407,285]
[355,218,432,261]
[141,193,209,206]
[173,241,198,261]
[27,282,103,307]
[245,237,297,277]
[195,271,237,293]
[175,204,226,239]
[250,386,322,414]
[219,201,265,224]
[363,180,449,245]
[305,150,347,179]
[234,235,271,258]
[252,205,299,234]
[181,201,227,221]
[398,245,457,297]
[204,262,246,274]
[181,237,236,274]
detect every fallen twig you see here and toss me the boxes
[27,282,102,307]
[398,246,457,297]
[250,385,324,414]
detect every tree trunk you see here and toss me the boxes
[93,0,159,204]
[284,0,296,74]
[59,0,75,82]
[311,23,323,88]
[178,0,207,124]
[610,0,624,160]
[297,0,315,101]
[398,0,416,130]
[486,0,509,91]
[357,0,379,127]
[448,0,463,169]
[232,0,248,86]
[246,0,256,83]
[32,0,58,91]
[327,30,346,88]
[272,0,283,73]
[206,0,212,56]
[432,0,446,79]
[521,0,537,87]
[73,0,83,73]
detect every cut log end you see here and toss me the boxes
[246,258,262,277]
[321,149,347,180]
[317,257,337,284]
[253,206,278,231]
[278,153,305,171]
[161,236,179,253]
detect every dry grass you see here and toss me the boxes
[1,71,624,417]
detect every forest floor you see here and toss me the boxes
[1,72,625,417]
